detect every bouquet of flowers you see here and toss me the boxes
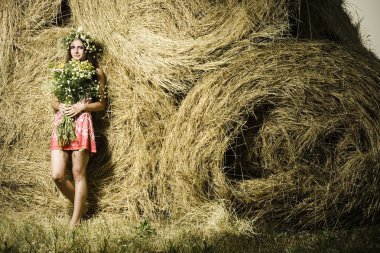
[49,60,99,146]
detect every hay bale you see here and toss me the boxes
[1,0,380,229]
[159,41,380,228]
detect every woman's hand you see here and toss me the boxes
[62,99,90,117]
[57,103,67,115]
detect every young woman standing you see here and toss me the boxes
[50,28,105,227]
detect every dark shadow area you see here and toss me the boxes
[55,0,71,27]
[223,104,275,181]
[207,225,380,253]
[286,0,380,62]
[85,110,114,218]
[287,0,362,44]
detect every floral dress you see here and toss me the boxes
[50,111,96,153]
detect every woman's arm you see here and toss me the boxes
[51,96,65,112]
[65,68,106,117]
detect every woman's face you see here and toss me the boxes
[70,39,85,61]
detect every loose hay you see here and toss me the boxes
[1,0,380,230]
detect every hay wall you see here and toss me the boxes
[1,0,380,229]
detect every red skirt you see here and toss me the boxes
[50,111,97,153]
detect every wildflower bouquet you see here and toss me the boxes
[49,60,99,146]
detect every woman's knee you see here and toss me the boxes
[72,167,86,182]
[51,150,69,183]
[71,150,89,182]
[51,171,65,184]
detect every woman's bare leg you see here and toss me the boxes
[70,150,90,227]
[51,150,75,203]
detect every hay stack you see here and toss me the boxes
[1,0,380,229]
[158,40,380,227]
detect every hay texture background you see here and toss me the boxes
[1,0,380,229]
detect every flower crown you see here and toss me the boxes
[61,27,100,54]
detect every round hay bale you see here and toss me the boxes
[157,40,380,228]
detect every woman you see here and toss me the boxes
[50,29,105,227]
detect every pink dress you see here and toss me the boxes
[50,111,97,153]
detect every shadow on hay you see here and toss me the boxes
[54,0,71,27]
[61,111,112,218]
[85,111,114,218]
[287,0,378,59]
[287,0,360,43]
[224,104,275,181]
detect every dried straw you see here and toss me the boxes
[1,0,380,229]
